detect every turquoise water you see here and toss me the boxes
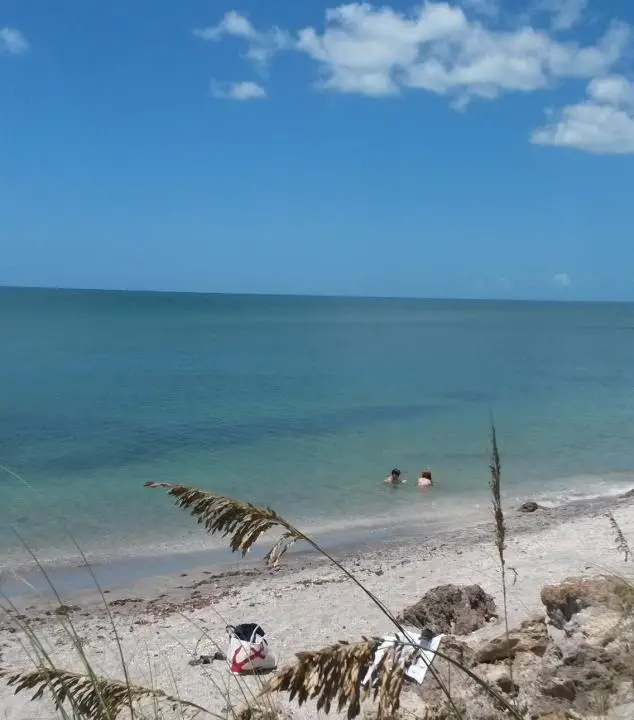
[2,287,634,569]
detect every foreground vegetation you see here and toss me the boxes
[1,426,632,720]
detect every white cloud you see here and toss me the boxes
[195,3,634,146]
[295,3,468,96]
[588,75,634,107]
[194,11,256,40]
[211,80,267,100]
[553,273,571,288]
[194,11,291,66]
[0,27,29,55]
[201,4,630,104]
[532,74,634,154]
[297,6,629,101]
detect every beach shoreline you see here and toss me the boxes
[4,468,634,580]
[3,489,634,719]
[4,487,633,615]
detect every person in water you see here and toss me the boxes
[418,469,433,488]
[384,468,405,485]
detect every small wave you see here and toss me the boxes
[519,472,634,508]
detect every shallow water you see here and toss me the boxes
[2,288,634,568]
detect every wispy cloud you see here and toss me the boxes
[553,272,572,288]
[194,11,256,41]
[211,80,266,100]
[538,0,588,32]
[0,27,29,55]
[462,0,499,19]
[194,11,291,67]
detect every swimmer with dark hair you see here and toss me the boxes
[384,468,405,485]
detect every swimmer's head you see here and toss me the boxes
[391,468,401,478]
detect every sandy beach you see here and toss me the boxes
[2,491,634,719]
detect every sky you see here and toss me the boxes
[1,0,633,301]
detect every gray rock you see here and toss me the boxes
[379,575,634,720]
[532,576,634,718]
[407,636,488,720]
[609,701,634,719]
[534,642,629,716]
[482,664,517,695]
[399,584,497,636]
[540,576,624,629]
[475,616,549,663]
[518,501,541,513]
[540,677,576,701]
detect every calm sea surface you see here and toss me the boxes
[2,288,634,569]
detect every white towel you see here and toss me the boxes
[362,628,444,687]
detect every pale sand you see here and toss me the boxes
[2,494,634,719]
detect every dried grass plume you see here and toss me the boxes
[489,421,505,564]
[263,638,405,720]
[145,482,301,567]
[4,667,209,719]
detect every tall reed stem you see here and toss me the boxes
[489,420,513,690]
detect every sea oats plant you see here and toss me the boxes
[607,511,632,563]
[488,420,513,690]
[3,667,210,720]
[263,639,394,720]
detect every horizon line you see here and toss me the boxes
[0,283,631,305]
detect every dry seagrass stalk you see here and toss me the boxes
[262,638,406,720]
[488,421,514,693]
[489,422,505,563]
[4,667,209,719]
[607,512,632,562]
[145,482,301,563]
[264,532,297,569]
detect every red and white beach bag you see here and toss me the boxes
[226,623,277,675]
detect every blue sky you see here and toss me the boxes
[1,0,633,300]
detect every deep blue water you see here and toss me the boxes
[2,287,634,568]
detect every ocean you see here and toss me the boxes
[2,287,634,571]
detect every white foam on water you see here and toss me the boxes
[523,471,634,508]
[2,470,633,577]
